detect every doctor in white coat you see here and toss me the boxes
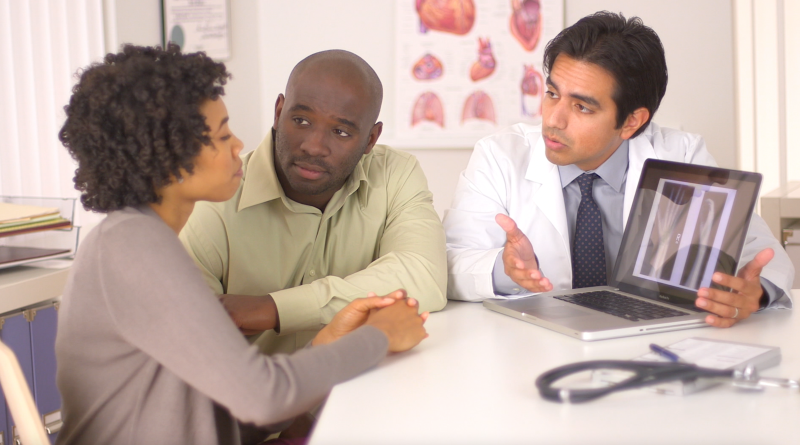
[444,12,794,328]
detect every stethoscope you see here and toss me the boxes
[536,360,800,403]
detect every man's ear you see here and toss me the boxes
[273,94,285,130]
[620,107,650,140]
[363,122,383,155]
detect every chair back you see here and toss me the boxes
[0,340,49,444]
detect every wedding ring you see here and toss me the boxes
[732,307,739,319]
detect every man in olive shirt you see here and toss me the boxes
[180,50,446,355]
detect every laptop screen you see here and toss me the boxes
[612,159,762,310]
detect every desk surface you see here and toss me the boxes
[311,291,800,445]
[0,261,71,315]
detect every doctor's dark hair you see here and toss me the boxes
[543,11,667,138]
[59,44,230,212]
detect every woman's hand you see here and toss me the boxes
[312,289,426,346]
[364,294,429,353]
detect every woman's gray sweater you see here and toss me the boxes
[55,206,388,445]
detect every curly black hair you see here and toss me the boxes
[59,44,230,212]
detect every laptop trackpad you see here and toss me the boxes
[528,305,592,320]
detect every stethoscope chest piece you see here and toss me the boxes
[732,364,800,392]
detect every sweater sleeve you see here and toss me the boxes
[97,216,388,426]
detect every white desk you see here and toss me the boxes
[311,290,800,445]
[0,261,71,315]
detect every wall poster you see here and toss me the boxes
[163,0,230,60]
[395,0,564,148]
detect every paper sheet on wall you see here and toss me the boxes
[394,0,564,148]
[163,0,230,60]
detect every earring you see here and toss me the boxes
[177,176,184,184]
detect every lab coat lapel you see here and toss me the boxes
[526,137,570,254]
[624,127,657,230]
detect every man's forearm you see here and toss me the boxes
[220,294,281,334]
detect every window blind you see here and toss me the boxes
[0,0,106,229]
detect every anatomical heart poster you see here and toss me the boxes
[395,0,564,148]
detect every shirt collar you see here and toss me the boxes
[238,130,371,212]
[558,139,629,192]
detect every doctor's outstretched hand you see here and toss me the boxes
[496,214,553,293]
[695,248,774,328]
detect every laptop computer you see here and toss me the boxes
[483,159,763,341]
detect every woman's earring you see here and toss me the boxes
[177,176,184,184]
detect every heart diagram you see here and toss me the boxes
[520,64,544,117]
[470,37,496,81]
[509,0,542,51]
[412,53,444,80]
[416,0,476,35]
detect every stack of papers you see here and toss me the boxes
[0,202,71,238]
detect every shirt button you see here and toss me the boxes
[309,270,316,277]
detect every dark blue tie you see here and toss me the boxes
[572,173,607,288]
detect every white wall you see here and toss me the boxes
[108,0,161,48]
[786,1,800,184]
[567,1,736,169]
[110,0,738,218]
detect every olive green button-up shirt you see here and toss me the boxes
[179,134,447,354]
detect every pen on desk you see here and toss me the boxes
[649,343,687,363]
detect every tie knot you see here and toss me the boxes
[576,173,599,197]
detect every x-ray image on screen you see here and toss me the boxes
[632,179,736,291]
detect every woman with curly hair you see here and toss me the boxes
[55,44,427,445]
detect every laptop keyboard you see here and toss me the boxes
[555,290,689,322]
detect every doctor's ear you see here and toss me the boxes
[620,107,650,140]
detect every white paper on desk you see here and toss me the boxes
[593,337,780,396]
[636,338,772,369]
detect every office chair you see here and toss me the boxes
[0,340,50,444]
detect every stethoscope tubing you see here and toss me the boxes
[536,360,734,403]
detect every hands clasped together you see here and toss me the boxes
[221,290,428,352]
[313,290,429,351]
[495,213,774,328]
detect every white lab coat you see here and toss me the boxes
[444,122,795,305]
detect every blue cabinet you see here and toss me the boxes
[0,382,6,445]
[0,265,69,445]
[2,312,35,445]
[30,306,61,443]
[0,302,61,444]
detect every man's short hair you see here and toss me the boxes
[543,11,667,138]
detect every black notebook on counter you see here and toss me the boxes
[0,246,71,267]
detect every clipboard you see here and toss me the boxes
[593,337,781,395]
